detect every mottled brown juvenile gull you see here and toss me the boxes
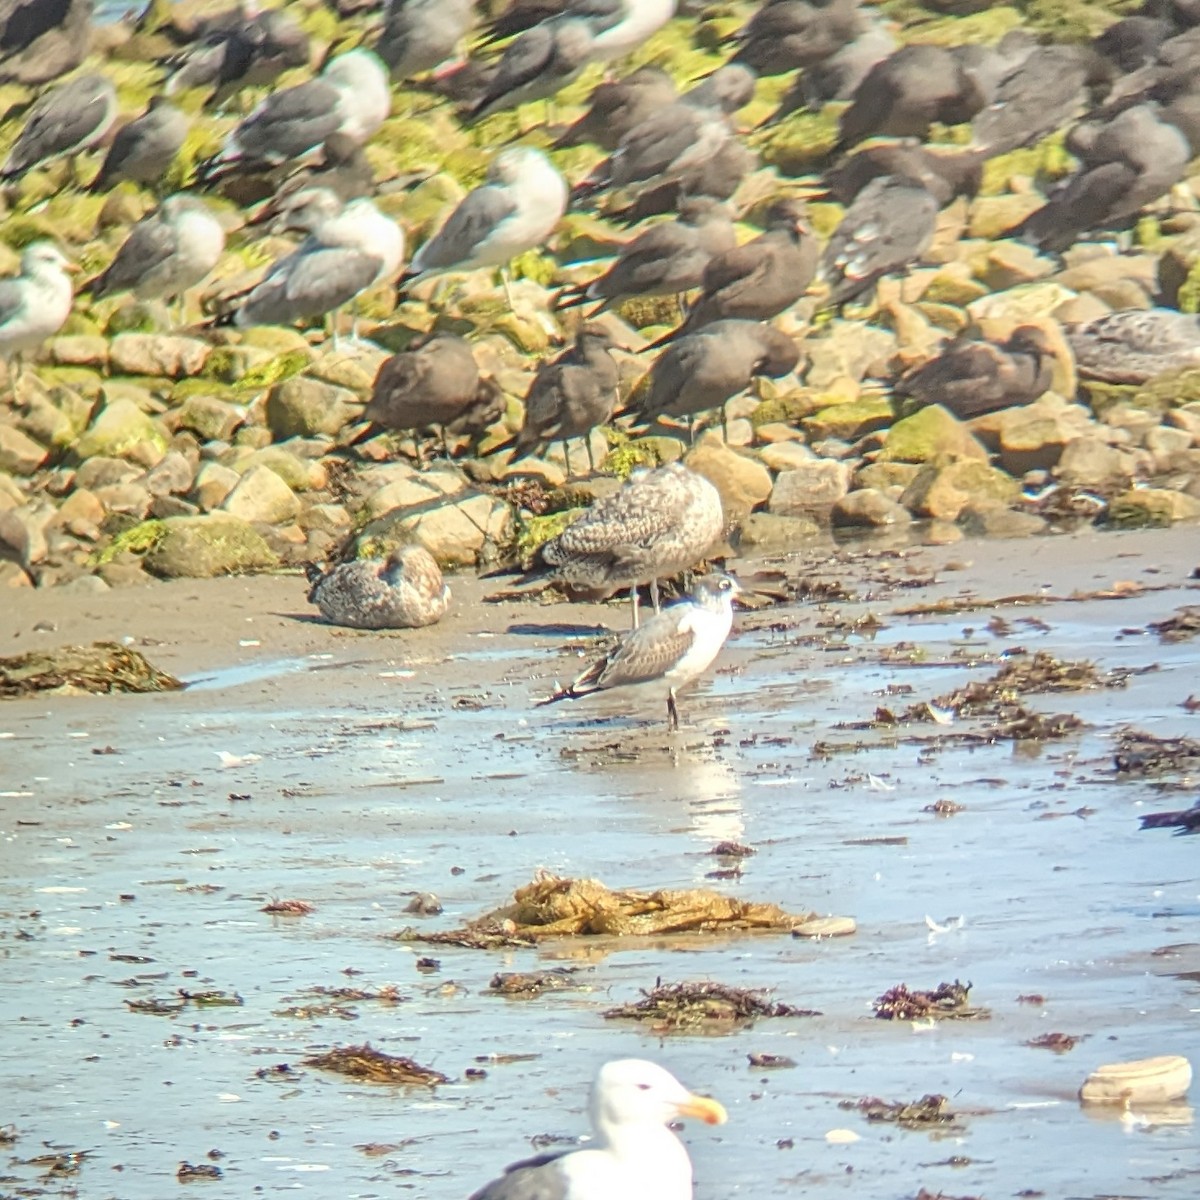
[305,545,450,630]
[400,147,567,289]
[199,48,389,182]
[1067,308,1200,384]
[539,573,738,728]
[378,0,474,80]
[467,1060,726,1200]
[0,242,75,381]
[87,195,225,317]
[0,72,116,180]
[1017,103,1190,254]
[647,199,817,346]
[92,96,189,192]
[732,0,864,76]
[510,324,621,473]
[556,197,736,314]
[636,319,800,436]
[519,461,724,625]
[230,193,404,335]
[820,174,938,307]
[361,330,501,457]
[468,15,596,120]
[554,64,677,151]
[895,326,1057,419]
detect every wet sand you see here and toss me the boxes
[2,526,1199,1199]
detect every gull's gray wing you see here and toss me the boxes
[579,608,697,692]
[236,78,341,160]
[413,185,518,271]
[5,74,113,173]
[281,245,382,313]
[0,276,28,328]
[468,1151,573,1200]
[95,217,180,296]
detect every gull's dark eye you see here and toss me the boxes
[636,1083,652,1091]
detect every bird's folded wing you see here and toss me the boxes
[593,619,696,689]
[414,187,518,271]
[103,220,181,290]
[468,1152,572,1200]
[283,246,381,310]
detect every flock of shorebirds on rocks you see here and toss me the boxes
[8,0,1200,722]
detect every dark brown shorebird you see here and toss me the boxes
[361,331,503,460]
[305,545,450,630]
[646,199,817,347]
[516,462,725,627]
[510,325,622,475]
[635,319,800,440]
[554,64,678,151]
[894,326,1057,419]
[556,197,737,315]
[538,573,739,729]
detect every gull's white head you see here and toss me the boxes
[488,146,552,186]
[589,1059,727,1135]
[21,242,74,277]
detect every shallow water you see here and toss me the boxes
[2,534,1200,1199]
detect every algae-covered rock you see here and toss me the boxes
[737,511,822,550]
[831,488,912,528]
[109,334,210,378]
[768,460,852,514]
[958,502,1048,538]
[235,446,327,492]
[266,376,359,439]
[72,398,169,464]
[358,492,513,568]
[1055,436,1134,490]
[802,396,895,442]
[143,513,279,578]
[880,404,988,464]
[173,395,243,443]
[220,465,301,526]
[1104,488,1200,528]
[900,460,1021,520]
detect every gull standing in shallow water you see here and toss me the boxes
[468,1059,725,1200]
[0,242,76,389]
[305,545,450,630]
[521,461,724,627]
[539,573,739,729]
[399,146,567,302]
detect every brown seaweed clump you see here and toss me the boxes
[0,641,184,697]
[1025,1032,1082,1053]
[873,980,988,1021]
[1114,730,1200,776]
[302,1043,448,1085]
[402,872,813,948]
[177,1162,222,1181]
[489,968,588,996]
[841,1094,957,1127]
[262,898,315,915]
[604,980,820,1031]
[1148,606,1200,642]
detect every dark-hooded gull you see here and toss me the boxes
[647,198,817,346]
[0,72,116,181]
[539,574,738,728]
[361,330,502,458]
[87,195,225,320]
[895,326,1057,419]
[199,48,389,182]
[1017,103,1190,254]
[306,544,450,629]
[401,146,567,290]
[92,96,189,192]
[820,173,939,307]
[515,461,724,625]
[467,1061,726,1200]
[164,2,310,102]
[468,15,596,120]
[377,0,474,80]
[556,197,736,314]
[732,0,864,76]
[230,191,404,337]
[636,319,800,437]
[510,323,621,473]
[554,64,677,151]
[1066,308,1200,384]
[0,242,76,384]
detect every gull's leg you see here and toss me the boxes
[630,585,640,629]
[500,266,516,310]
[650,577,661,615]
[440,424,454,462]
[667,688,679,730]
[720,402,729,443]
[560,438,572,479]
[585,435,596,476]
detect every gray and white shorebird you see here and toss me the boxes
[539,572,739,728]
[86,195,226,321]
[198,48,389,183]
[92,96,190,192]
[305,544,450,630]
[399,146,567,298]
[522,461,724,626]
[1,72,117,182]
[0,242,76,388]
[556,197,736,315]
[467,1060,725,1200]
[228,191,404,337]
[509,324,622,474]
[378,0,474,80]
